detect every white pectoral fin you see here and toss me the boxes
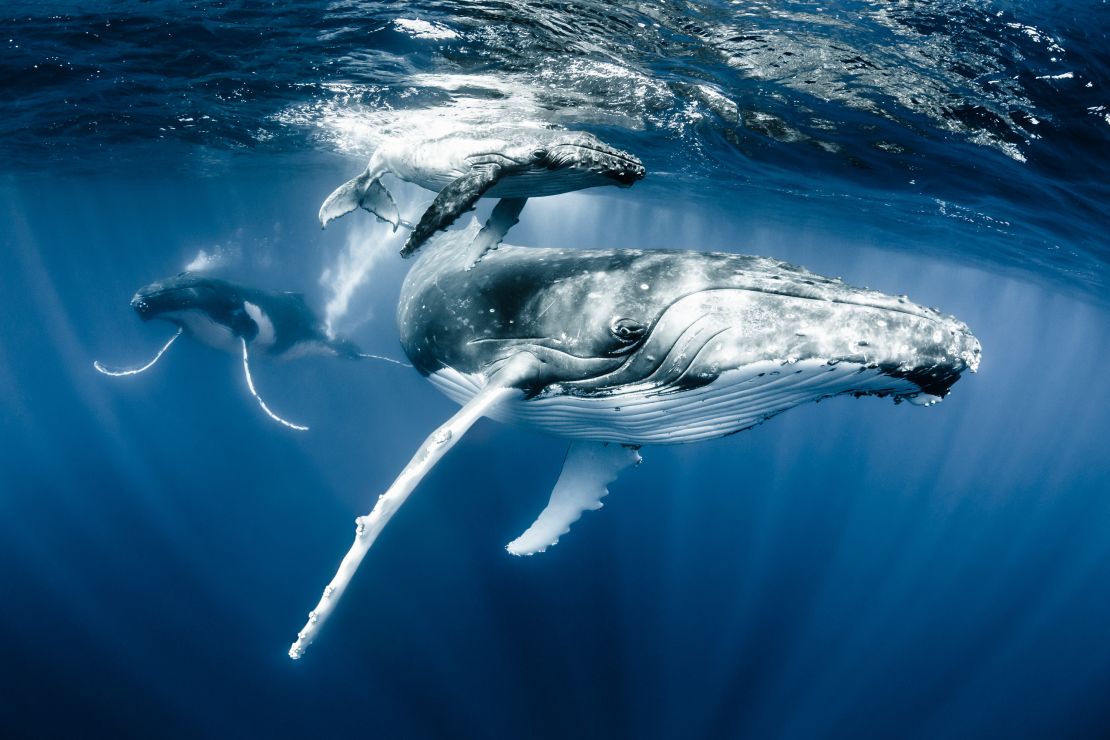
[319,170,399,230]
[289,352,541,660]
[506,441,642,556]
[465,197,527,270]
[94,327,183,377]
[240,338,309,432]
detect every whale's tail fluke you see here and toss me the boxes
[319,169,400,231]
[93,327,183,377]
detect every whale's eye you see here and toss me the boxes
[610,317,647,343]
[532,148,547,160]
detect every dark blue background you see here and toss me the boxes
[3,1,1110,737]
[3,170,1109,739]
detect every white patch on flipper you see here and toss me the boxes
[243,301,275,349]
[506,441,641,556]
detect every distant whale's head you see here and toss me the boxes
[130,274,266,349]
[131,273,235,323]
[400,237,981,444]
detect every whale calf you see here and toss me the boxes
[96,273,406,430]
[289,223,981,658]
[318,127,645,261]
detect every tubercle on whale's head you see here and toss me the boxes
[536,131,646,186]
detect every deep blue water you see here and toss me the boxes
[3,3,1110,739]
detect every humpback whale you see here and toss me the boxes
[96,273,406,431]
[289,223,981,658]
[318,128,645,261]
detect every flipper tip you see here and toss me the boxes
[505,539,552,557]
[505,527,567,557]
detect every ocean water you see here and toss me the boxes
[2,2,1109,738]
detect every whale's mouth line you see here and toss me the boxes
[559,313,727,394]
[468,338,625,367]
[468,335,637,358]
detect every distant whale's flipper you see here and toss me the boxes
[400,163,504,257]
[319,169,400,231]
[465,197,527,270]
[94,327,183,377]
[506,442,642,556]
[289,353,540,660]
[240,338,309,432]
[354,352,412,368]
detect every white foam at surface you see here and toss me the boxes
[393,18,459,40]
[274,74,549,160]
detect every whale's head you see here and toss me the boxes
[400,243,980,444]
[133,273,210,321]
[131,273,247,329]
[500,131,645,189]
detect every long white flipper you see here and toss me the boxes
[94,327,183,376]
[464,197,527,270]
[289,355,536,660]
[506,442,641,556]
[240,338,309,432]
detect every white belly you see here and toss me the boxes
[167,311,239,353]
[427,360,922,445]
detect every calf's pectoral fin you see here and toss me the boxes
[465,197,527,270]
[506,441,642,556]
[401,164,503,257]
[319,170,399,230]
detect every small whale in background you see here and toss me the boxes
[318,127,646,261]
[95,272,407,431]
[289,222,981,658]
